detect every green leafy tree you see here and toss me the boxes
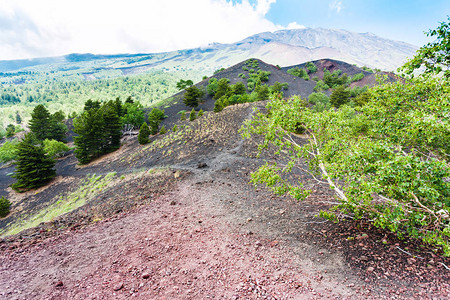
[330,85,350,108]
[207,78,218,95]
[189,108,196,121]
[12,133,56,191]
[43,139,70,158]
[401,16,450,78]
[306,61,318,73]
[0,139,19,163]
[121,102,145,129]
[183,86,204,108]
[0,196,11,218]
[138,122,150,144]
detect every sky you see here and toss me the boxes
[0,0,448,60]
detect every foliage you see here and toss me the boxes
[313,80,330,92]
[197,109,204,117]
[147,108,165,134]
[306,61,318,74]
[138,122,150,145]
[121,101,145,129]
[308,92,331,112]
[287,67,309,80]
[0,139,18,163]
[172,124,178,132]
[180,111,186,121]
[12,133,56,191]
[74,100,122,164]
[189,108,197,121]
[401,16,450,78]
[29,104,68,142]
[231,82,246,95]
[256,84,270,101]
[0,196,11,218]
[43,139,70,158]
[351,72,365,82]
[242,76,450,255]
[6,124,15,138]
[330,85,350,108]
[214,78,231,100]
[159,125,167,134]
[207,78,218,95]
[214,68,225,75]
[176,79,194,90]
[183,85,205,108]
[323,69,350,88]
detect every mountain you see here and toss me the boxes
[0,28,418,75]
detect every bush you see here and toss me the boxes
[180,111,186,121]
[172,125,178,132]
[197,109,204,117]
[0,196,11,218]
[159,126,167,134]
[306,61,318,74]
[0,139,19,163]
[43,139,70,158]
[330,85,350,108]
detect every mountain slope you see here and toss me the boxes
[0,28,417,75]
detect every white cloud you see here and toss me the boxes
[0,0,304,60]
[329,0,343,13]
[286,22,306,30]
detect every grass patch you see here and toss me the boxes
[1,172,117,237]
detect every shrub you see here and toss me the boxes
[180,111,186,121]
[159,126,167,134]
[197,109,204,117]
[172,125,178,132]
[306,61,318,74]
[43,139,70,158]
[0,139,19,163]
[0,196,11,218]
[330,85,350,108]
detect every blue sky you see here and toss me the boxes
[0,0,448,60]
[261,0,449,46]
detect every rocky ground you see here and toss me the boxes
[0,103,449,299]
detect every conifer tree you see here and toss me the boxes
[183,86,204,108]
[330,85,350,108]
[159,125,167,134]
[29,104,51,141]
[73,108,105,164]
[101,100,122,152]
[189,108,197,121]
[198,109,204,117]
[12,133,56,191]
[138,122,150,144]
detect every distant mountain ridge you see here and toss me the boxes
[0,28,418,74]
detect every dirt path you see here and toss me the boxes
[0,166,363,299]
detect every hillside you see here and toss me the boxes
[1,101,449,298]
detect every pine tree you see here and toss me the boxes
[183,86,204,108]
[189,108,197,121]
[198,109,204,117]
[12,133,56,191]
[172,125,178,132]
[138,122,150,144]
[0,196,11,217]
[73,108,105,164]
[101,101,122,152]
[29,104,51,141]
[330,85,350,108]
[159,125,167,134]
